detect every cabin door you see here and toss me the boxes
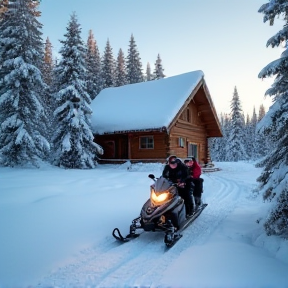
[103,141,115,158]
[118,136,128,159]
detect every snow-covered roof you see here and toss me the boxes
[91,70,204,134]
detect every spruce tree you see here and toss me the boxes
[52,12,103,169]
[43,37,54,87]
[244,114,252,159]
[115,48,127,87]
[255,104,270,159]
[153,53,165,80]
[220,113,231,161]
[145,62,152,81]
[243,109,258,160]
[126,34,143,84]
[0,0,9,19]
[101,39,115,89]
[225,87,246,161]
[210,113,230,161]
[250,107,258,160]
[257,0,288,237]
[0,0,49,167]
[86,30,102,99]
[222,114,233,161]
[41,37,55,146]
[258,104,266,121]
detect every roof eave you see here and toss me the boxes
[95,126,168,135]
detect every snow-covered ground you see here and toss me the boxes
[0,161,287,288]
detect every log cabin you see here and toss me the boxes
[91,70,222,164]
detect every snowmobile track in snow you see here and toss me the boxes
[38,171,251,287]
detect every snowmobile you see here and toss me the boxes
[112,174,207,247]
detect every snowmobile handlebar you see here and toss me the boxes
[148,174,156,180]
[148,174,184,187]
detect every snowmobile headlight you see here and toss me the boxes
[150,190,171,206]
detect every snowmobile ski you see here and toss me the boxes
[112,216,142,242]
[112,227,141,242]
[165,233,182,248]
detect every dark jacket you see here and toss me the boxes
[162,159,189,184]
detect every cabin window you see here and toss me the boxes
[179,137,185,148]
[140,136,154,149]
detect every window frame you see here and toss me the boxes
[139,136,154,149]
[179,137,185,148]
[188,142,198,159]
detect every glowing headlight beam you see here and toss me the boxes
[151,191,169,203]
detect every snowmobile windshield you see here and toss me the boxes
[154,176,173,193]
[150,177,176,206]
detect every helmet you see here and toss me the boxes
[167,155,177,164]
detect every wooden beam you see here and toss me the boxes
[197,108,211,114]
[204,119,218,124]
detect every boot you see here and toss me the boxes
[194,197,202,209]
[185,203,193,217]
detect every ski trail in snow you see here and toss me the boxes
[38,232,163,287]
[97,174,246,287]
[38,171,253,287]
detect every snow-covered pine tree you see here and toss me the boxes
[86,30,102,99]
[101,39,115,89]
[210,113,231,161]
[225,87,246,161]
[255,104,271,159]
[222,114,232,161]
[115,48,127,87]
[258,104,266,121]
[153,53,165,80]
[0,0,38,20]
[0,0,49,167]
[0,0,9,19]
[126,34,144,84]
[145,62,152,81]
[208,136,220,161]
[243,108,258,160]
[52,12,103,169]
[244,113,252,159]
[43,37,54,87]
[256,0,288,237]
[250,107,258,160]
[41,37,55,146]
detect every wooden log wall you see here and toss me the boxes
[129,131,169,160]
[169,101,208,162]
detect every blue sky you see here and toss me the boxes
[39,0,283,116]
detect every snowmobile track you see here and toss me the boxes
[38,171,249,287]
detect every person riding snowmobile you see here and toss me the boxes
[184,157,203,208]
[112,155,208,246]
[162,155,194,216]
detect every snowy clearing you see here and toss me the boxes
[0,162,287,288]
